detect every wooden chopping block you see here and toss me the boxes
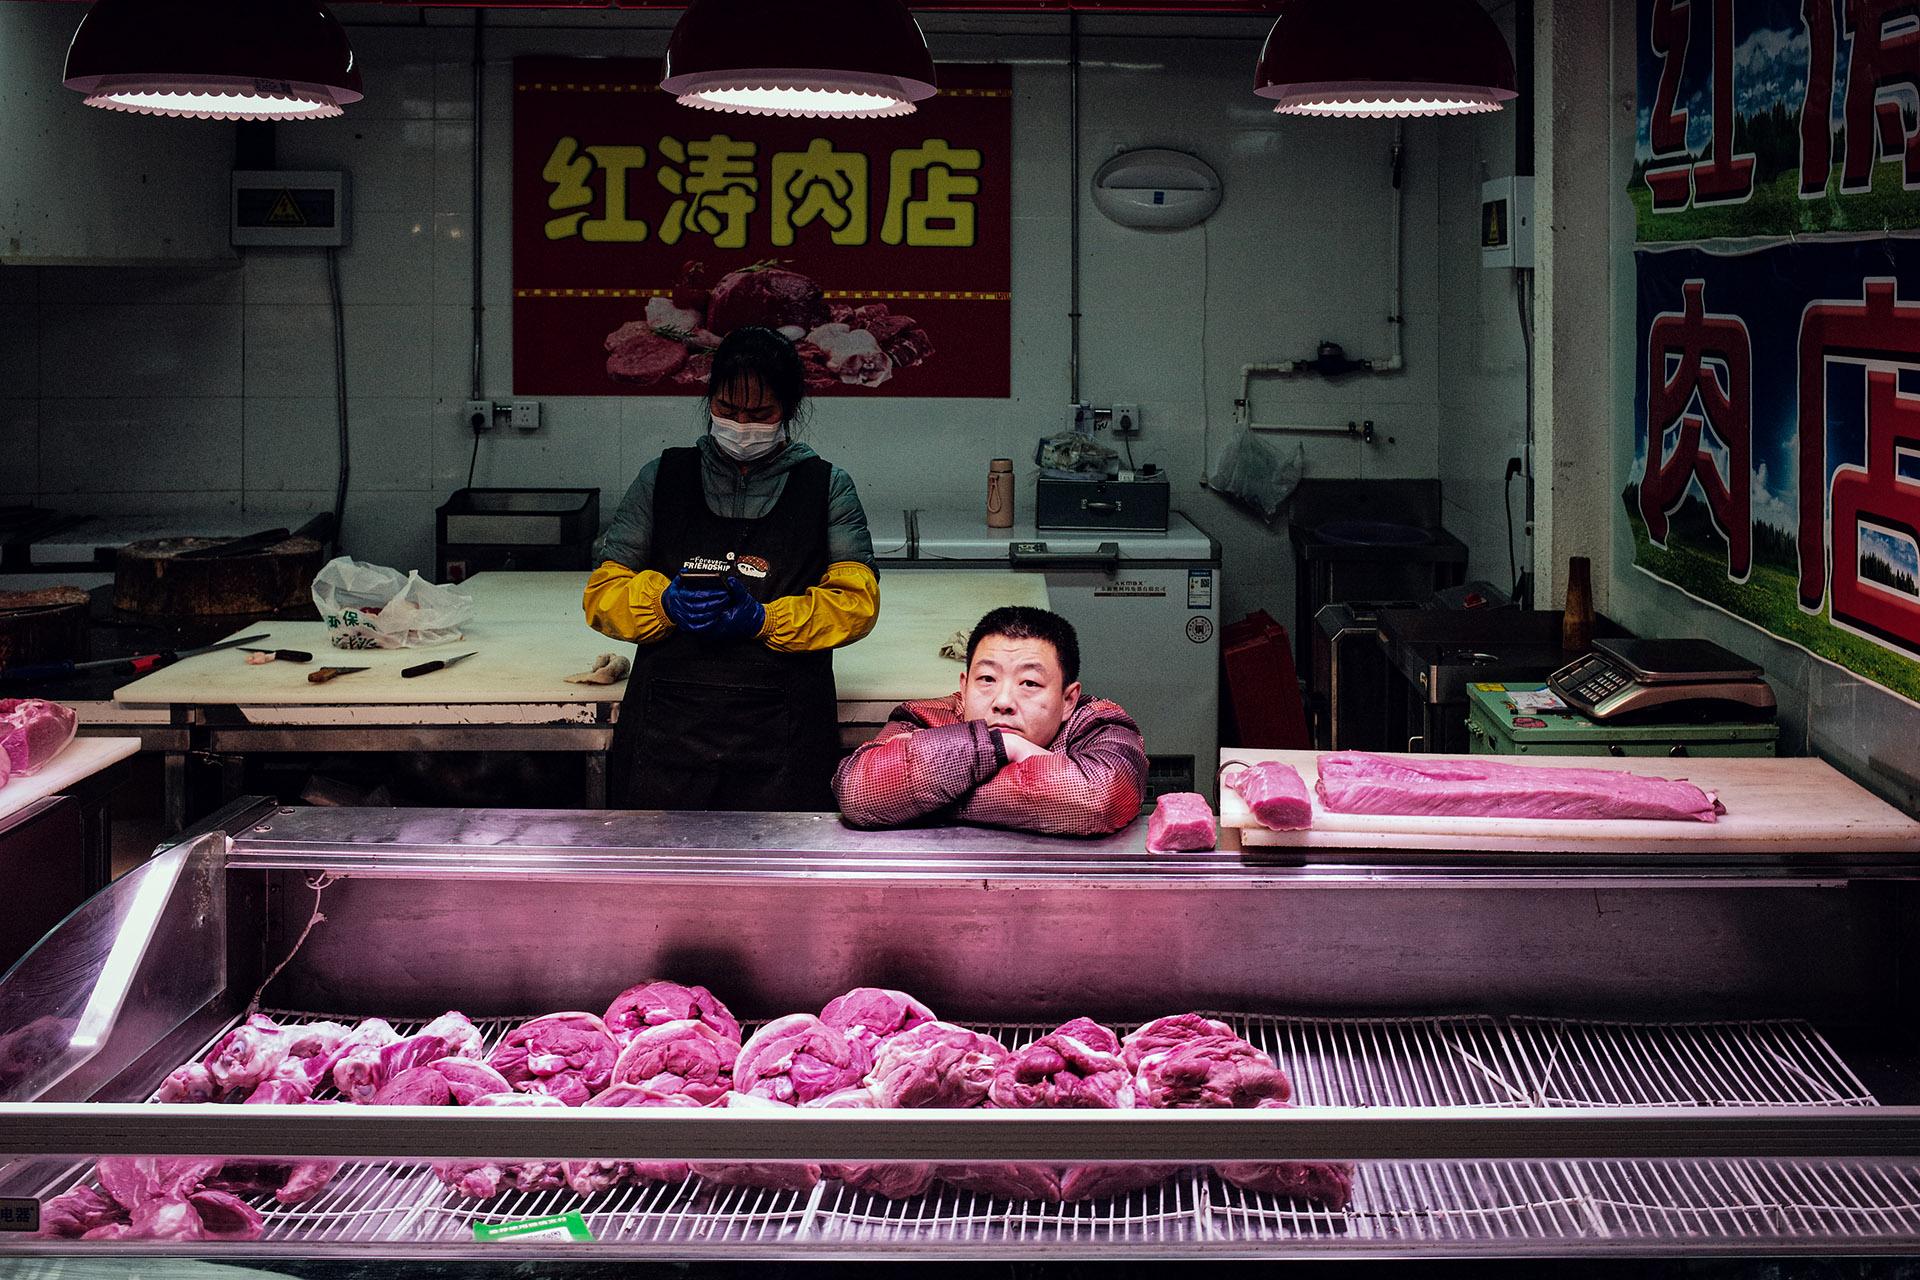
[114,535,327,618]
[0,586,89,668]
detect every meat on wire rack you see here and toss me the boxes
[17,1008,1915,1255]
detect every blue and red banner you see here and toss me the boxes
[1631,239,1920,703]
[1633,0,1920,241]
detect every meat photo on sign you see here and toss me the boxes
[604,260,935,392]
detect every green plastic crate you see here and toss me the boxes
[1464,682,1778,758]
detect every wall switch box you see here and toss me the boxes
[1481,176,1534,269]
[464,400,494,433]
[1111,403,1142,437]
[510,400,542,432]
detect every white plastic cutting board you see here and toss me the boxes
[1218,749,1920,854]
[112,571,1047,709]
[0,737,139,821]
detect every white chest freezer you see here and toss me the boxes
[871,509,1221,798]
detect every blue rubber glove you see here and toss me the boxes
[703,575,767,642]
[661,575,728,631]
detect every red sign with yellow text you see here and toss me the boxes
[513,57,1011,398]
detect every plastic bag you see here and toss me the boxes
[311,557,475,650]
[1035,431,1120,476]
[1206,429,1305,521]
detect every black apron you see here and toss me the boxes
[610,448,840,811]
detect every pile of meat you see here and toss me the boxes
[40,984,1352,1240]
[0,698,78,789]
[603,260,934,391]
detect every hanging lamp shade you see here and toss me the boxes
[1253,0,1516,118]
[661,0,937,119]
[63,0,363,121]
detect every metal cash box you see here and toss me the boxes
[1465,681,1779,757]
[1034,473,1171,532]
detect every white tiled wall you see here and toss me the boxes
[1437,0,1532,595]
[1,9,1474,633]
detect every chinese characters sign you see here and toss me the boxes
[513,58,1011,397]
[1633,0,1920,241]
[1630,242,1920,703]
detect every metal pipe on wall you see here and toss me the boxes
[1067,12,1081,404]
[470,10,486,404]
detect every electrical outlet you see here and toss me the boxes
[463,400,494,433]
[1111,403,1142,437]
[510,400,542,432]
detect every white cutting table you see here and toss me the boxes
[111,570,1048,820]
[1219,750,1920,855]
[0,736,140,889]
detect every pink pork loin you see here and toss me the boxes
[604,979,741,1044]
[1146,792,1217,852]
[1119,1014,1236,1072]
[1315,751,1723,823]
[733,1013,872,1105]
[609,1017,738,1103]
[1226,762,1314,830]
[819,986,937,1057]
[487,1011,620,1105]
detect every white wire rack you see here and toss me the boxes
[19,1007,1919,1256]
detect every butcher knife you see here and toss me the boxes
[0,632,270,684]
[400,651,477,679]
[240,647,314,663]
[308,666,370,684]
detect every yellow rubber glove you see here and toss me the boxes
[583,561,674,645]
[757,561,880,653]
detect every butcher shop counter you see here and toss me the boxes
[5,799,1920,1263]
[107,569,1047,829]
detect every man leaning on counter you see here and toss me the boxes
[834,606,1147,835]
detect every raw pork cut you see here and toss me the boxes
[819,987,936,1056]
[707,263,830,336]
[36,1185,120,1238]
[733,1013,872,1105]
[564,1083,701,1196]
[1134,1036,1292,1110]
[1058,1162,1184,1202]
[1316,751,1723,823]
[687,1092,823,1192]
[606,327,689,385]
[487,1011,619,1105]
[1119,1014,1236,1071]
[1215,1102,1354,1209]
[156,1062,226,1104]
[605,979,741,1044]
[434,1092,570,1199]
[1226,762,1314,830]
[285,1020,352,1063]
[0,698,78,776]
[868,1021,1008,1109]
[203,1014,293,1093]
[370,1065,452,1107]
[325,1018,400,1098]
[989,1021,1134,1110]
[609,1017,738,1103]
[1147,792,1217,851]
[420,1011,486,1061]
[336,1029,451,1104]
[807,1087,935,1199]
[430,1057,514,1105]
[935,1161,1062,1202]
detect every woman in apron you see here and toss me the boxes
[584,326,880,810]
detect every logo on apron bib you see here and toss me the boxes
[735,555,771,579]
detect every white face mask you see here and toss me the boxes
[710,414,786,462]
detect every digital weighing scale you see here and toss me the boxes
[1548,638,1777,723]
